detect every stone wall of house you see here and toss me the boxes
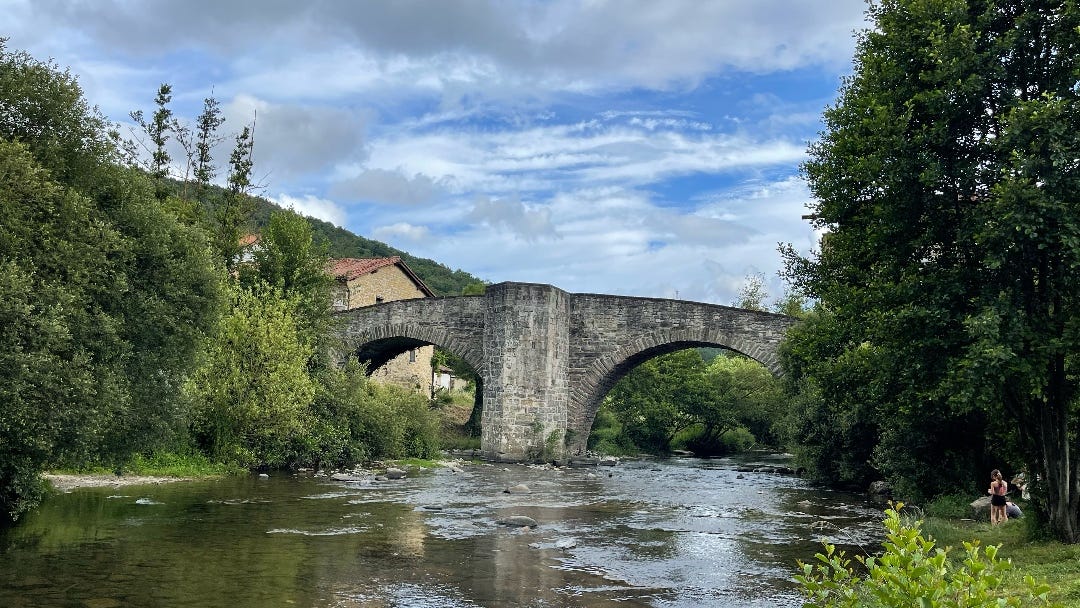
[345,265,427,308]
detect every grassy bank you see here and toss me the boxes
[916,515,1080,607]
[51,451,243,479]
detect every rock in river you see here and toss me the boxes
[497,515,538,527]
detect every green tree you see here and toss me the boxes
[700,354,785,450]
[209,123,257,270]
[603,350,703,453]
[129,83,174,183]
[0,43,223,523]
[0,39,117,186]
[193,94,225,190]
[783,0,1080,540]
[733,272,769,311]
[189,283,316,469]
[461,280,487,295]
[240,210,333,342]
[0,140,118,522]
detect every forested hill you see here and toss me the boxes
[248,193,483,296]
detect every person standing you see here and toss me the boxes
[989,469,1008,524]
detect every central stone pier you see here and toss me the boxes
[481,282,569,461]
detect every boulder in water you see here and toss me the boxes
[497,515,538,527]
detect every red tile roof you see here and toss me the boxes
[328,257,435,297]
[239,233,260,247]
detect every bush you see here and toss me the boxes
[926,493,979,520]
[587,408,638,455]
[677,426,756,456]
[796,504,1053,607]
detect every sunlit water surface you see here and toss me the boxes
[1,454,881,607]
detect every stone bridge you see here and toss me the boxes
[334,282,798,462]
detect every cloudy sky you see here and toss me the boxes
[6,0,870,304]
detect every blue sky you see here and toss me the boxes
[5,0,870,304]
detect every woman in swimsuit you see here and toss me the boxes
[988,469,1008,525]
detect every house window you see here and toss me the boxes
[409,349,417,363]
[375,295,384,304]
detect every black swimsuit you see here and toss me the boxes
[991,483,1007,507]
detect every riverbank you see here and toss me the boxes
[43,473,197,492]
[918,516,1080,607]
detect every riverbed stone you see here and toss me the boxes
[868,480,892,504]
[497,515,538,527]
[505,483,530,494]
[331,473,367,482]
[385,467,407,480]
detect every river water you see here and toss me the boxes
[1,454,882,608]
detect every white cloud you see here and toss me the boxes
[14,0,867,103]
[223,95,367,180]
[467,195,559,241]
[372,222,430,243]
[331,168,441,205]
[363,116,808,202]
[272,193,347,227]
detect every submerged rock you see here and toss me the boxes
[331,473,367,482]
[385,468,407,480]
[499,516,538,528]
[505,483,530,494]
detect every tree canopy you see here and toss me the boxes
[0,41,222,523]
[783,0,1080,541]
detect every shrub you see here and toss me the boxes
[796,504,1053,607]
[926,493,978,520]
[676,425,756,456]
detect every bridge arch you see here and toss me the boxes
[341,321,485,377]
[567,328,782,456]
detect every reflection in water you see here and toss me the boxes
[1,455,880,607]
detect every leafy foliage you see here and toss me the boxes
[311,359,441,466]
[781,1,1080,539]
[240,210,333,342]
[189,283,316,469]
[797,505,1053,607]
[592,349,787,456]
[0,42,222,523]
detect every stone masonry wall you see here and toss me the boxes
[480,283,570,462]
[335,282,796,463]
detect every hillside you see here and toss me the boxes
[249,196,483,296]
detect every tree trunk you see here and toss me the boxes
[1035,354,1079,543]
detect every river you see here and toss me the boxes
[1,454,882,607]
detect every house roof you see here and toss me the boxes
[239,233,260,247]
[328,256,435,297]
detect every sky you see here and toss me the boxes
[5,0,871,305]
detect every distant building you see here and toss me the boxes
[328,257,435,396]
[433,365,465,392]
[237,233,261,264]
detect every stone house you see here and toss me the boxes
[328,257,435,396]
